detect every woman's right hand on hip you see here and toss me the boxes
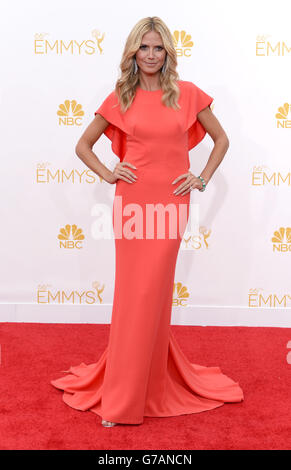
[109,162,138,184]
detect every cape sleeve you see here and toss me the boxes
[184,81,214,151]
[94,91,127,161]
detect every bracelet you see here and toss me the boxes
[198,175,206,192]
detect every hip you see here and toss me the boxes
[115,165,191,202]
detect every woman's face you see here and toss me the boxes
[135,30,166,76]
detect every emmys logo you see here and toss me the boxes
[256,35,291,56]
[36,163,101,183]
[271,227,291,252]
[251,166,291,186]
[172,282,190,306]
[172,30,193,57]
[37,282,105,304]
[57,100,84,126]
[58,224,85,249]
[34,30,105,55]
[248,288,291,308]
[275,102,291,128]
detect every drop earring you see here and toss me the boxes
[133,57,138,74]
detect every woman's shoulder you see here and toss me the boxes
[177,80,213,102]
[97,89,121,112]
[177,79,198,91]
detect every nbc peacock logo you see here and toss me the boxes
[172,30,194,57]
[275,102,291,128]
[172,282,190,306]
[271,227,291,252]
[58,224,85,249]
[57,100,84,126]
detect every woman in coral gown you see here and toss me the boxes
[50,17,243,427]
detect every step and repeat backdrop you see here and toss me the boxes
[0,0,290,326]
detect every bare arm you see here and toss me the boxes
[172,107,230,195]
[196,107,230,186]
[75,114,138,185]
[75,114,115,183]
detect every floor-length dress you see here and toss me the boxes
[50,80,244,424]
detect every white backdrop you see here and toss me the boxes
[1,0,290,326]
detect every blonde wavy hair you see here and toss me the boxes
[114,16,181,113]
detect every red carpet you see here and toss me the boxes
[0,322,290,450]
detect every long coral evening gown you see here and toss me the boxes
[50,80,244,424]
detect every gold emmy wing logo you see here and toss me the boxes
[57,100,84,126]
[92,281,105,304]
[271,227,291,252]
[182,226,211,250]
[275,102,291,128]
[92,29,105,54]
[58,224,85,249]
[172,282,190,306]
[34,30,104,55]
[172,30,193,57]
